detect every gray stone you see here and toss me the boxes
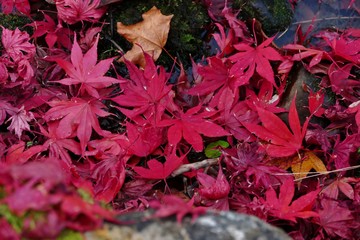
[85,211,291,240]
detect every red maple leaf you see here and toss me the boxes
[213,91,256,141]
[159,105,229,152]
[0,0,30,16]
[245,81,284,113]
[322,177,358,200]
[308,89,325,117]
[6,106,34,139]
[229,36,283,86]
[0,100,16,125]
[317,198,356,239]
[56,0,106,25]
[212,23,235,56]
[331,133,360,169]
[150,195,206,223]
[6,122,82,167]
[1,27,35,62]
[54,36,121,98]
[197,167,230,200]
[133,150,185,180]
[187,56,233,96]
[126,122,165,157]
[91,156,126,203]
[244,95,309,157]
[282,44,326,69]
[39,122,82,168]
[263,178,319,222]
[328,63,360,102]
[31,14,73,49]
[44,98,109,153]
[112,53,173,123]
[324,34,360,63]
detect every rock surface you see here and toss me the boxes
[85,211,291,240]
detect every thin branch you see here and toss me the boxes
[104,34,125,54]
[171,158,219,177]
[273,165,360,181]
[292,16,360,25]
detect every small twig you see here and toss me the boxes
[292,16,360,25]
[104,34,125,54]
[273,165,360,181]
[171,158,219,177]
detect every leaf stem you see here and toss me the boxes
[171,158,219,177]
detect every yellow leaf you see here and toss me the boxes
[291,151,327,180]
[117,6,173,67]
[271,151,327,181]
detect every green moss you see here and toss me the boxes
[57,229,84,240]
[0,204,23,233]
[0,13,31,30]
[234,0,293,36]
[100,0,210,67]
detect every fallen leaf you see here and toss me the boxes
[274,151,327,181]
[243,94,308,157]
[290,151,327,180]
[117,6,173,67]
[263,178,319,222]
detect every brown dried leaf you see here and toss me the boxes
[117,6,173,67]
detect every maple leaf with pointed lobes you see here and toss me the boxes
[5,123,82,167]
[229,36,283,86]
[263,178,319,222]
[1,27,35,62]
[214,96,257,142]
[44,98,110,153]
[245,81,284,113]
[187,57,238,97]
[308,89,325,117]
[329,63,360,102]
[54,36,122,99]
[317,198,356,239]
[31,14,73,49]
[39,122,81,168]
[112,53,173,124]
[282,44,326,69]
[91,156,126,203]
[150,195,207,223]
[133,150,185,180]
[197,167,230,210]
[322,177,358,200]
[117,6,173,67]
[212,23,235,56]
[6,106,34,139]
[159,105,229,152]
[56,0,106,25]
[0,0,30,16]
[273,151,327,181]
[126,122,165,157]
[331,133,360,169]
[244,95,309,157]
[324,34,360,63]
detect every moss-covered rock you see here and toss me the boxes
[234,0,293,36]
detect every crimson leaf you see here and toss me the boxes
[54,36,121,98]
[44,98,109,153]
[229,36,283,86]
[263,178,319,222]
[159,105,229,152]
[244,95,309,157]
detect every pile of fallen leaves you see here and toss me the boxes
[1,0,360,239]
